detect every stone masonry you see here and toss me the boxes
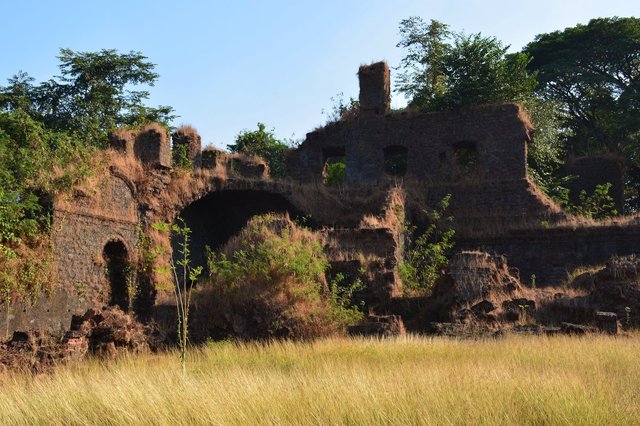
[7,61,640,335]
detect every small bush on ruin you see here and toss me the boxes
[172,143,191,170]
[322,92,360,124]
[325,161,346,187]
[568,182,618,219]
[193,213,363,340]
[399,194,455,296]
[227,123,291,178]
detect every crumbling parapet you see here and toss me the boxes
[108,129,135,155]
[359,62,390,115]
[134,124,171,168]
[172,126,202,168]
[108,123,171,168]
[202,147,226,169]
[201,147,269,179]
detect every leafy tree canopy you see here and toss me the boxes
[396,17,538,111]
[227,123,290,178]
[524,17,640,210]
[524,17,640,156]
[0,48,175,145]
[0,110,91,247]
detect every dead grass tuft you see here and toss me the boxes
[359,184,405,233]
[173,124,199,138]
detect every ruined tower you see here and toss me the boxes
[358,62,391,115]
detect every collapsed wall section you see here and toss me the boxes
[109,124,171,168]
[323,228,402,309]
[459,224,640,287]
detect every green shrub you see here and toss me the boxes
[194,213,363,340]
[172,144,191,170]
[325,161,346,186]
[570,182,618,219]
[227,123,290,178]
[399,194,455,296]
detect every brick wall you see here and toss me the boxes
[459,225,640,286]
[288,104,531,186]
[3,174,139,334]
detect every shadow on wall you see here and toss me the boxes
[173,190,304,270]
[103,240,130,312]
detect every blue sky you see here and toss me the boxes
[1,0,638,148]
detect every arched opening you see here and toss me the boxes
[103,240,130,312]
[175,190,304,271]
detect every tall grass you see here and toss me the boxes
[1,335,639,425]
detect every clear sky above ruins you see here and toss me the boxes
[1,0,637,149]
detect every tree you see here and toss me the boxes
[524,97,570,203]
[524,17,640,154]
[396,17,538,111]
[524,17,640,209]
[0,48,175,145]
[227,123,290,178]
[396,17,451,110]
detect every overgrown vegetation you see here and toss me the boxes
[566,183,619,219]
[0,110,94,305]
[324,161,346,187]
[322,92,360,124]
[171,143,191,170]
[227,123,291,178]
[399,195,455,295]
[0,48,175,305]
[195,214,363,340]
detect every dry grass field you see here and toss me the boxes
[1,334,639,425]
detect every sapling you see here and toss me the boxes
[625,306,632,329]
[530,274,536,288]
[152,218,202,373]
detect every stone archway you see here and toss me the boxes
[103,240,130,312]
[174,189,304,270]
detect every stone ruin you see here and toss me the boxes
[2,61,638,339]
